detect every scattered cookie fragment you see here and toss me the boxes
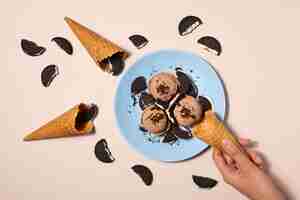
[131,76,147,94]
[21,39,46,56]
[178,16,203,36]
[197,96,212,112]
[129,34,149,49]
[139,92,156,110]
[88,104,99,120]
[94,139,115,163]
[107,52,125,76]
[176,70,198,97]
[169,125,192,139]
[51,37,73,55]
[162,132,178,144]
[41,65,59,87]
[131,165,153,186]
[192,175,218,189]
[197,36,222,56]
[75,104,98,130]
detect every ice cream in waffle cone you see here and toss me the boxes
[23,103,94,141]
[192,111,239,149]
[64,17,128,73]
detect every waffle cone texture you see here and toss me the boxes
[192,111,239,149]
[23,104,94,141]
[64,17,128,72]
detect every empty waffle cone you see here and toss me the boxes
[24,103,94,141]
[64,17,128,73]
[192,111,239,149]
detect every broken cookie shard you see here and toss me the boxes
[131,76,147,94]
[197,96,212,112]
[64,17,129,74]
[192,175,218,189]
[129,34,149,49]
[94,139,115,163]
[21,39,46,56]
[178,16,203,36]
[41,64,59,87]
[197,36,222,56]
[131,165,153,186]
[51,37,73,55]
[139,92,155,110]
[23,103,94,141]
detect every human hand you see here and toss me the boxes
[213,139,286,200]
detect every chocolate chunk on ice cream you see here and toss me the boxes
[174,96,203,126]
[140,105,169,134]
[148,72,179,102]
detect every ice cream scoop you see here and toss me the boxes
[148,72,179,102]
[174,95,203,126]
[140,105,169,134]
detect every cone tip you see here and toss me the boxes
[23,135,31,141]
[64,16,72,23]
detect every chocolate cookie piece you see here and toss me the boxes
[109,52,125,76]
[41,65,59,87]
[197,36,222,56]
[21,39,46,56]
[88,104,99,120]
[139,92,156,110]
[51,37,73,55]
[75,104,98,130]
[94,139,115,163]
[129,34,149,49]
[131,165,153,186]
[161,132,178,143]
[197,96,212,112]
[178,16,203,36]
[75,105,94,130]
[169,125,192,139]
[176,70,198,97]
[131,76,147,95]
[192,175,218,189]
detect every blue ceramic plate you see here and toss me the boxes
[114,49,226,162]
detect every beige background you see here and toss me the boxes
[1,0,300,199]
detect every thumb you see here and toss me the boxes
[221,139,254,171]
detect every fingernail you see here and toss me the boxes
[255,155,263,164]
[222,139,230,147]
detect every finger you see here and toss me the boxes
[222,139,254,171]
[238,138,251,146]
[212,148,234,176]
[246,150,264,168]
[223,153,234,165]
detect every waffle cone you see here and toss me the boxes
[24,104,94,141]
[64,17,128,72]
[192,111,239,149]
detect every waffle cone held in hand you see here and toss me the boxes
[23,104,94,141]
[64,17,128,72]
[192,111,239,149]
